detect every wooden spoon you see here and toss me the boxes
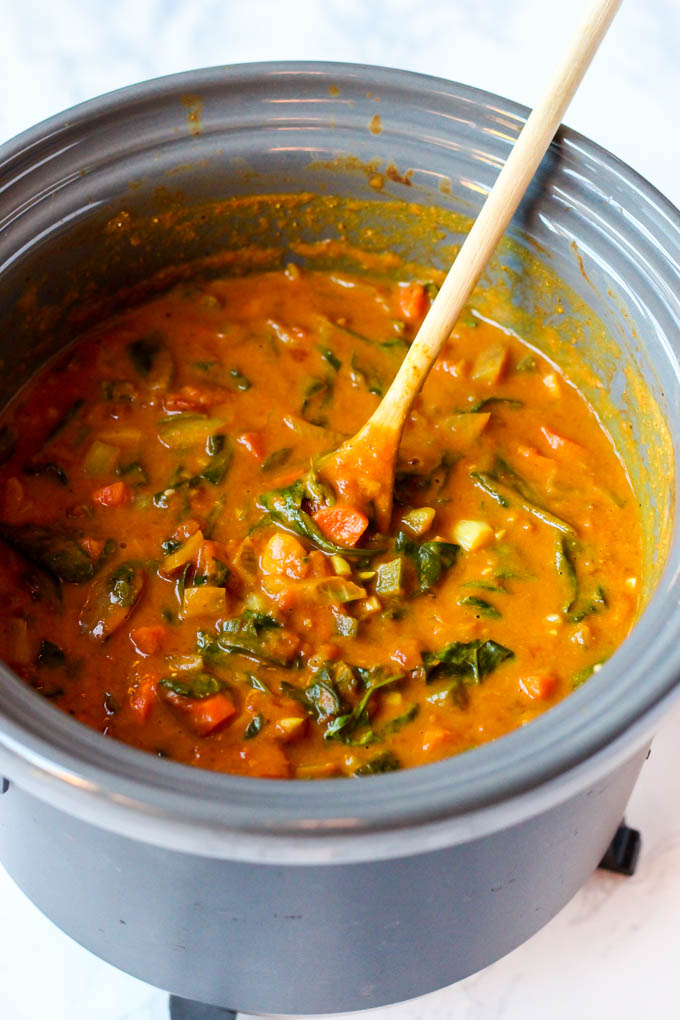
[320,0,623,532]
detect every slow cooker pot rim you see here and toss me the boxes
[0,62,679,843]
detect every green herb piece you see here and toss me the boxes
[379,337,410,354]
[23,462,68,486]
[158,414,228,450]
[78,562,146,640]
[319,347,342,371]
[201,435,232,486]
[324,667,403,743]
[162,607,176,624]
[457,595,501,618]
[350,354,385,396]
[301,377,333,426]
[556,535,579,613]
[423,638,513,686]
[37,639,66,669]
[244,713,264,739]
[396,532,459,593]
[466,397,523,413]
[461,580,506,593]
[568,586,608,624]
[0,523,101,583]
[471,462,576,535]
[572,660,605,688]
[160,671,223,699]
[354,751,401,776]
[262,447,293,472]
[198,610,296,666]
[191,361,251,391]
[305,672,346,722]
[161,538,182,556]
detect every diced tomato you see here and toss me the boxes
[312,506,368,547]
[540,427,585,460]
[398,282,428,325]
[92,481,130,507]
[129,677,158,722]
[164,385,213,413]
[130,625,168,656]
[237,432,265,462]
[518,672,559,700]
[185,693,236,737]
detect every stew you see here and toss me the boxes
[0,262,641,778]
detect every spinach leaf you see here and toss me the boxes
[78,562,146,641]
[556,535,579,613]
[160,671,223,699]
[396,531,459,592]
[198,610,296,666]
[394,451,458,506]
[301,377,333,426]
[457,595,501,618]
[354,750,401,776]
[319,347,342,371]
[191,361,251,391]
[471,460,576,534]
[244,713,264,739]
[259,479,365,556]
[423,638,514,685]
[43,399,85,445]
[324,667,402,743]
[0,524,101,583]
[350,354,385,396]
[262,447,293,472]
[466,397,523,413]
[568,586,608,624]
[119,461,149,487]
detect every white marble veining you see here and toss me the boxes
[1,1,679,1018]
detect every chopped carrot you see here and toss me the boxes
[237,432,265,462]
[129,677,158,721]
[519,672,559,700]
[130,625,168,656]
[313,506,368,547]
[184,693,236,736]
[398,282,428,325]
[92,481,130,507]
[540,426,585,460]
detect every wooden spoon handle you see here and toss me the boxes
[370,0,623,434]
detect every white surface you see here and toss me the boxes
[1,1,679,1019]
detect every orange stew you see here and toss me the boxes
[0,264,641,778]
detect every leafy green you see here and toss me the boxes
[319,347,342,371]
[160,671,223,699]
[43,399,84,445]
[572,660,605,688]
[350,354,385,396]
[394,451,458,505]
[555,535,579,613]
[354,751,401,776]
[244,713,264,739]
[259,479,365,556]
[423,638,514,686]
[568,586,608,624]
[0,523,102,583]
[466,397,523,413]
[324,667,403,744]
[78,561,146,641]
[119,461,149,487]
[471,460,576,534]
[457,595,501,618]
[198,610,296,666]
[301,377,333,426]
[262,447,293,472]
[395,532,459,592]
[191,361,251,391]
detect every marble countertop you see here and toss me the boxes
[1,1,679,1018]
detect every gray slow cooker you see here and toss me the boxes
[0,63,678,1016]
